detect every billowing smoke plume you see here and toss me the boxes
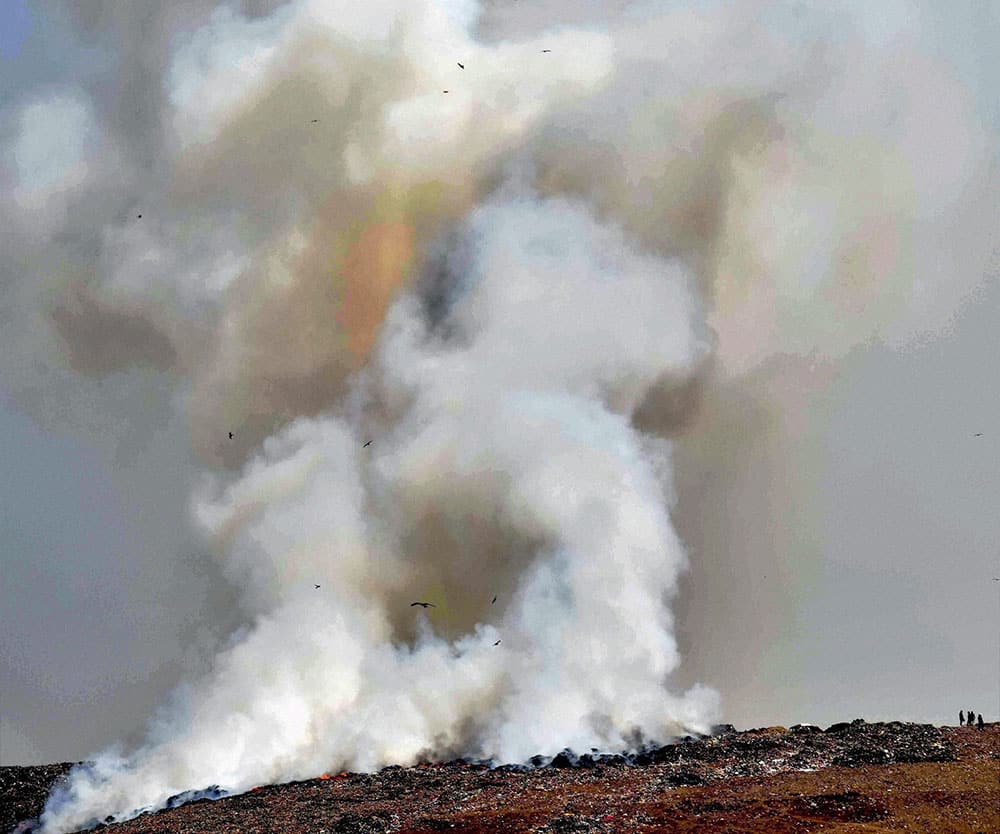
[0,0,994,830]
[42,186,719,830]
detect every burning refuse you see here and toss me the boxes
[0,0,992,832]
[6,721,978,833]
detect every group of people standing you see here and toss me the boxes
[959,710,985,728]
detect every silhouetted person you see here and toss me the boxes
[410,602,435,608]
[960,710,965,726]
[977,714,984,729]
[969,707,975,725]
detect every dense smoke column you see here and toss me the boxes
[39,187,719,831]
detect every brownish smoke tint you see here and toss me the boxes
[338,221,415,363]
[188,179,477,469]
[51,284,178,374]
[667,354,841,723]
[531,93,786,293]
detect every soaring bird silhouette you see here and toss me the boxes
[491,596,497,604]
[363,440,372,447]
[494,639,501,646]
[314,584,321,589]
[410,601,436,608]
[137,214,142,219]
[541,49,551,53]
[457,62,464,69]
[311,119,319,123]
[974,433,983,437]
[228,432,233,439]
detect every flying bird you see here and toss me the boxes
[494,639,501,646]
[541,49,551,53]
[491,596,497,604]
[443,90,449,93]
[311,119,319,123]
[363,440,372,447]
[410,602,436,608]
[974,433,983,437]
[457,62,464,69]
[314,584,321,589]
[137,214,142,218]
[228,432,233,439]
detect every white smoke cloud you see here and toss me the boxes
[5,90,106,237]
[40,188,716,831]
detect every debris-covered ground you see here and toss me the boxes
[1,764,76,834]
[5,722,997,833]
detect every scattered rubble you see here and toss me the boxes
[535,813,613,833]
[5,722,996,834]
[789,790,890,823]
[1,763,75,834]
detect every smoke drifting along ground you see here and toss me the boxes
[0,0,995,831]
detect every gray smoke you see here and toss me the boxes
[0,0,996,830]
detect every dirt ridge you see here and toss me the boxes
[5,721,997,833]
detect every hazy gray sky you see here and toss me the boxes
[2,0,998,779]
[670,275,1000,728]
